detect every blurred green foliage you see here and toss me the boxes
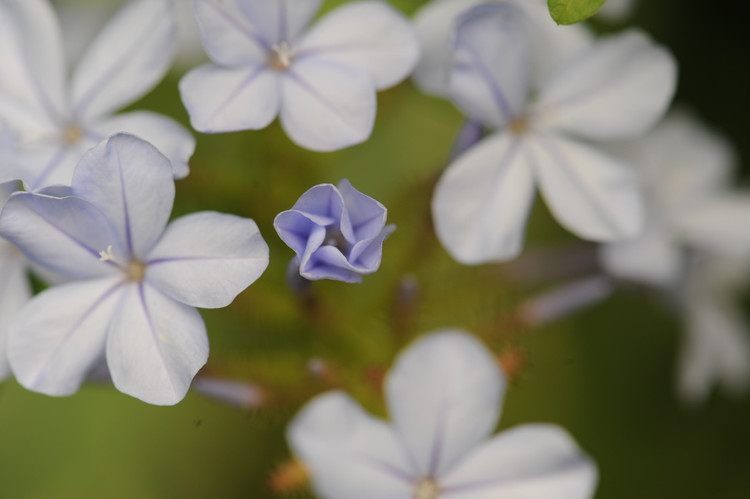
[548,0,607,25]
[1,1,749,498]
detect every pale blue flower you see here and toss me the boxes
[179,0,420,151]
[430,3,676,264]
[288,330,598,499]
[0,134,269,405]
[0,0,194,189]
[274,179,394,283]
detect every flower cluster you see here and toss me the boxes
[0,0,748,496]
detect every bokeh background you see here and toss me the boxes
[1,0,749,497]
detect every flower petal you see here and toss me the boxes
[70,0,176,121]
[615,109,737,218]
[529,133,643,241]
[441,424,597,499]
[338,179,387,241]
[0,249,31,379]
[7,277,123,396]
[106,282,209,405]
[676,195,750,259]
[238,0,321,45]
[21,142,96,191]
[179,63,280,133]
[598,220,683,287]
[296,1,419,90]
[145,212,269,309]
[193,0,269,66]
[0,93,56,145]
[280,60,376,151]
[534,30,676,141]
[72,134,175,260]
[449,3,530,128]
[412,0,482,96]
[679,265,750,404]
[0,0,66,123]
[0,192,122,279]
[91,110,195,179]
[288,391,415,499]
[432,132,536,264]
[384,330,505,477]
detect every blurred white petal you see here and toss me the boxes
[288,391,415,499]
[441,424,597,499]
[529,133,644,241]
[432,132,536,264]
[91,111,195,179]
[448,3,530,128]
[297,1,419,90]
[385,331,505,477]
[534,31,676,141]
[71,0,176,121]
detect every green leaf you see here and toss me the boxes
[548,0,607,25]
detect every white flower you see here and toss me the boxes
[599,111,750,403]
[0,0,194,189]
[288,330,597,499]
[430,3,676,264]
[0,134,269,405]
[179,0,419,151]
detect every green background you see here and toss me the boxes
[1,1,749,497]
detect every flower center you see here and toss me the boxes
[413,478,440,499]
[269,42,294,70]
[62,123,83,146]
[126,261,146,281]
[98,245,146,282]
[323,225,349,253]
[510,115,528,135]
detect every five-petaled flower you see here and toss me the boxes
[429,3,676,264]
[180,0,420,151]
[0,134,269,405]
[274,179,394,283]
[0,0,194,189]
[288,330,597,499]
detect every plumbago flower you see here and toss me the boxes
[288,330,597,498]
[274,179,394,283]
[598,111,750,403]
[179,0,420,151]
[429,3,676,264]
[0,182,31,380]
[0,0,194,189]
[0,134,269,405]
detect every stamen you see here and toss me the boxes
[269,42,294,70]
[62,123,83,145]
[99,245,117,262]
[99,245,145,281]
[414,478,441,499]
